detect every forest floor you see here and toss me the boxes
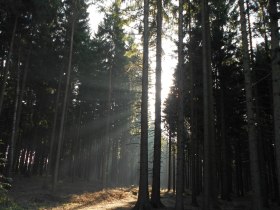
[2,176,279,210]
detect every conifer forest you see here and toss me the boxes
[0,0,280,210]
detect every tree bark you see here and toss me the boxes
[189,3,198,204]
[173,144,176,193]
[133,0,151,209]
[151,0,163,207]
[239,0,263,209]
[220,79,230,200]
[269,0,280,203]
[168,130,172,192]
[201,0,218,209]
[175,0,184,209]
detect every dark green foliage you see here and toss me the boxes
[0,0,141,186]
[163,0,279,208]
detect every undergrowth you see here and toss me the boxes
[0,194,24,210]
[0,140,23,210]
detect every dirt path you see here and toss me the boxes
[6,176,280,210]
[69,195,136,210]
[50,188,138,210]
[6,176,144,209]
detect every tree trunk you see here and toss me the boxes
[175,0,184,209]
[0,16,18,115]
[133,0,151,209]
[102,62,112,188]
[48,67,63,177]
[269,0,280,203]
[220,73,230,200]
[53,10,75,190]
[201,0,218,209]
[190,22,198,207]
[168,130,172,192]
[151,0,163,207]
[72,106,82,180]
[8,47,21,176]
[239,0,263,209]
[173,144,176,193]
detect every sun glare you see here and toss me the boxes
[87,4,177,110]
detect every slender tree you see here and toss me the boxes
[201,0,218,209]
[239,0,262,209]
[188,0,199,205]
[53,1,76,190]
[269,0,280,202]
[133,0,151,209]
[175,0,184,209]
[220,72,231,200]
[8,47,21,176]
[103,52,112,188]
[168,129,172,192]
[151,0,163,207]
[48,67,63,177]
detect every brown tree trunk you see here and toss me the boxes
[173,144,176,193]
[151,0,163,207]
[168,130,172,192]
[220,74,230,200]
[201,0,218,209]
[175,0,184,209]
[133,0,151,209]
[190,17,198,206]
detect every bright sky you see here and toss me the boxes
[87,4,177,114]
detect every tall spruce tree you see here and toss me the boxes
[239,0,262,209]
[151,0,164,207]
[201,0,218,209]
[175,0,184,209]
[133,0,151,209]
[53,0,76,189]
[269,0,280,201]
